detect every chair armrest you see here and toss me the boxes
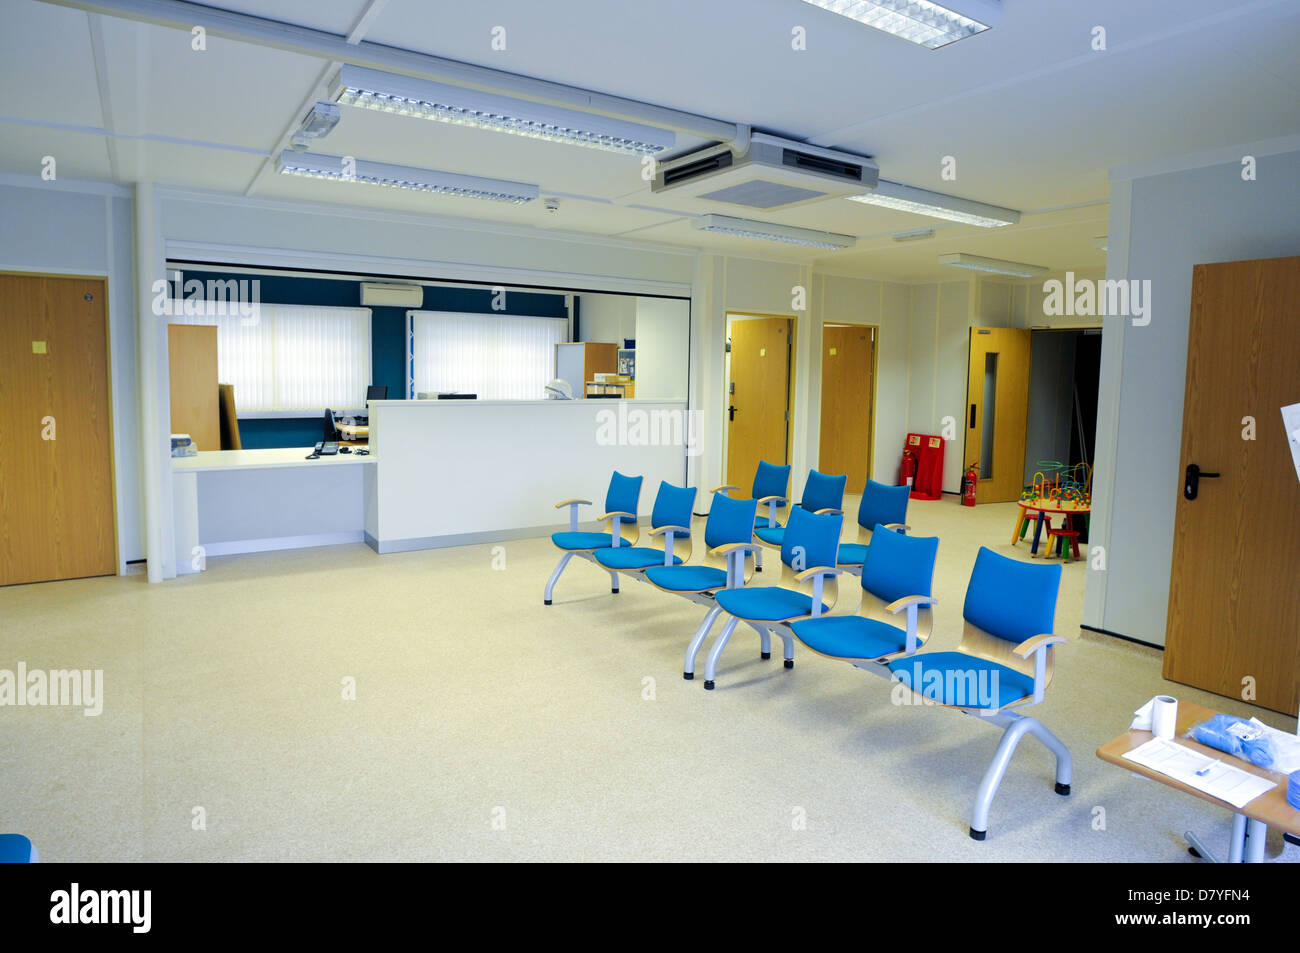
[710,484,740,495]
[648,524,691,537]
[793,566,841,582]
[598,511,637,521]
[709,542,761,556]
[1013,634,1066,658]
[554,498,592,508]
[1013,633,1065,704]
[885,595,936,614]
[813,508,844,516]
[883,522,910,533]
[755,495,788,505]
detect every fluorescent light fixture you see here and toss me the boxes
[939,253,1047,278]
[277,152,539,205]
[330,65,676,156]
[893,227,935,242]
[801,0,1000,49]
[692,214,855,250]
[847,180,1018,227]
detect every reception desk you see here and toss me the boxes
[365,399,689,553]
[170,399,691,570]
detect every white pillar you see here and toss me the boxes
[135,182,175,582]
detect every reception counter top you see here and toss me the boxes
[172,447,376,472]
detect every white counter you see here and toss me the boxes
[366,398,690,553]
[172,448,376,570]
[170,400,693,568]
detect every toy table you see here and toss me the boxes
[1012,498,1091,557]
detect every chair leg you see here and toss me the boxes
[755,548,764,572]
[780,628,795,668]
[609,571,620,594]
[750,623,771,660]
[969,714,1072,840]
[683,606,722,680]
[703,616,740,690]
[543,552,574,605]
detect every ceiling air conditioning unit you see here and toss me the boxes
[360,282,424,307]
[651,133,879,210]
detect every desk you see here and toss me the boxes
[1097,700,1300,862]
[1012,498,1090,557]
[172,448,376,570]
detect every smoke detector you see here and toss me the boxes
[544,197,560,213]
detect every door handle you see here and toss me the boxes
[728,404,738,422]
[1183,463,1221,500]
[969,403,977,429]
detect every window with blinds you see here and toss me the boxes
[409,311,569,401]
[171,303,372,411]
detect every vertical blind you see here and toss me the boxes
[410,311,568,400]
[172,304,371,411]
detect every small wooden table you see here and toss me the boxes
[1012,497,1090,557]
[1096,700,1300,862]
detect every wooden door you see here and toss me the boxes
[167,324,220,451]
[1164,256,1300,716]
[0,274,116,585]
[726,316,791,488]
[966,327,1032,503]
[819,324,876,493]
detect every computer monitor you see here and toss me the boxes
[366,385,388,401]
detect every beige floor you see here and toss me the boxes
[1,496,1295,862]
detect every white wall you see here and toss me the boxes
[1086,148,1300,645]
[577,292,636,345]
[634,297,689,400]
[0,181,142,571]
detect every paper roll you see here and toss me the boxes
[1152,695,1178,740]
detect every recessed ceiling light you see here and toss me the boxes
[692,214,855,250]
[277,152,540,205]
[848,180,1018,228]
[800,0,1001,49]
[939,253,1047,278]
[892,227,936,242]
[330,65,676,156]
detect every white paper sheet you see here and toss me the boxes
[1122,737,1277,809]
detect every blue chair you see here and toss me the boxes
[698,507,843,690]
[791,526,938,666]
[544,471,643,604]
[0,834,38,862]
[837,479,911,573]
[594,482,697,576]
[643,493,761,680]
[712,460,791,572]
[887,547,1069,840]
[753,469,847,550]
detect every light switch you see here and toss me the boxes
[829,347,838,356]
[760,347,766,357]
[32,341,47,354]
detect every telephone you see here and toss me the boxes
[306,441,340,460]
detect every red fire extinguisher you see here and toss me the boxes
[900,450,917,488]
[961,463,979,507]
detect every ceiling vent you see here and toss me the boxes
[652,133,878,210]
